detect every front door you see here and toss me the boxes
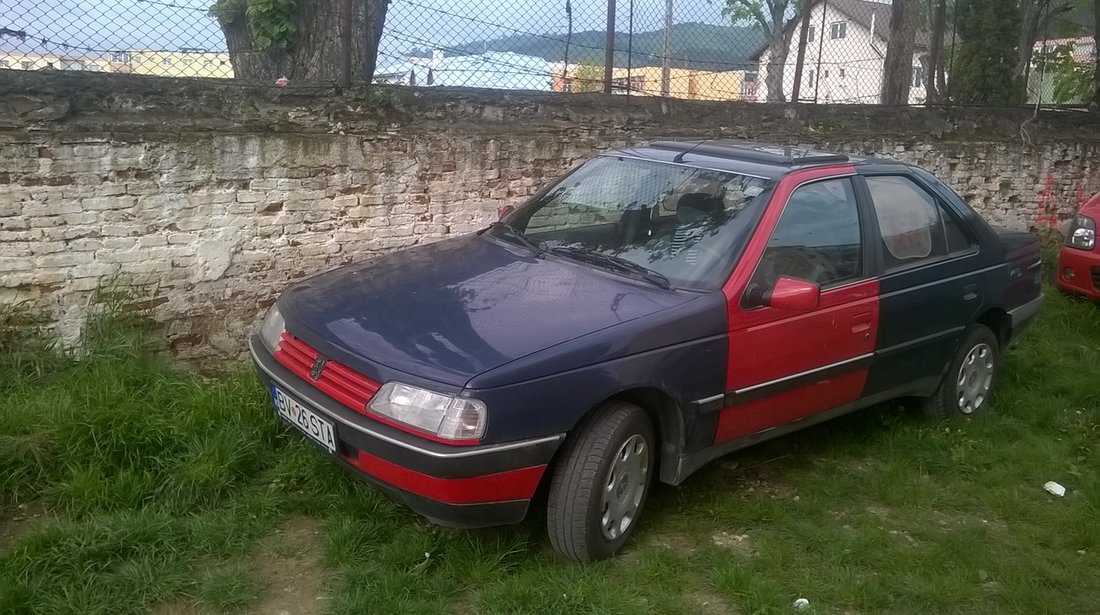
[716,171,879,443]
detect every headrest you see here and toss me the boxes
[676,193,723,224]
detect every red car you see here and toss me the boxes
[1056,192,1100,301]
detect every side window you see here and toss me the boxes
[750,177,863,290]
[866,175,974,270]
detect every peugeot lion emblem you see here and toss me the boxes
[309,356,327,380]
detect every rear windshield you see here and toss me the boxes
[499,156,775,290]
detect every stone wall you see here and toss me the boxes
[2,71,1099,359]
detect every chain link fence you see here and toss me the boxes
[1,0,1097,107]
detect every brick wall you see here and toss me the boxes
[2,72,1099,359]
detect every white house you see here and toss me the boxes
[752,0,930,104]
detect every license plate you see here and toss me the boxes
[271,385,337,454]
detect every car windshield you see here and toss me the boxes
[493,155,775,290]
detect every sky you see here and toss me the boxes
[2,0,737,58]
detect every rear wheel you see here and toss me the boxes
[546,401,655,561]
[922,324,1000,419]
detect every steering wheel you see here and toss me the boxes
[759,247,838,287]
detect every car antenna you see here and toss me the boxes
[672,137,715,163]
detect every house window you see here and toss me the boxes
[912,66,924,88]
[830,22,847,40]
[21,61,33,70]
[86,64,101,72]
[160,57,173,67]
[0,60,8,69]
[839,68,846,78]
[111,51,130,63]
[807,26,816,42]
[807,70,815,89]
[824,69,830,79]
[60,59,85,71]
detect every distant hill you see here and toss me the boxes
[410,23,765,72]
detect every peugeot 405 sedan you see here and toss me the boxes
[1055,190,1100,301]
[251,140,1044,561]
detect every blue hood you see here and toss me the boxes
[279,234,695,387]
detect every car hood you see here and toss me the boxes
[279,234,695,387]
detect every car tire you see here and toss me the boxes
[922,324,1000,419]
[546,401,655,562]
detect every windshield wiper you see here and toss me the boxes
[479,222,544,256]
[548,245,672,290]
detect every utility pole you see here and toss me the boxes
[661,0,673,96]
[604,0,616,94]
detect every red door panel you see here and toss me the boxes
[716,165,880,444]
[716,279,879,442]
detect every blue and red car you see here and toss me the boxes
[1055,191,1100,301]
[251,141,1044,560]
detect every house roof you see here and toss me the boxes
[750,0,930,61]
[375,52,552,91]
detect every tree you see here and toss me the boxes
[571,60,604,92]
[925,0,948,104]
[211,0,390,84]
[882,0,918,105]
[949,0,1025,105]
[724,0,800,102]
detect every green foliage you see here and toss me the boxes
[571,60,604,92]
[245,0,297,51]
[211,0,297,52]
[1035,44,1093,104]
[949,0,1026,105]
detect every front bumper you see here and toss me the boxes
[250,336,564,528]
[1055,246,1100,301]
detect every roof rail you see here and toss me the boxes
[648,140,850,166]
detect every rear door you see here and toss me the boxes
[716,169,879,443]
[856,170,983,399]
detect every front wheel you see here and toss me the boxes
[546,401,655,561]
[922,324,1000,419]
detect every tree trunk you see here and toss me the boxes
[926,0,947,104]
[764,35,791,102]
[1016,0,1042,83]
[881,0,917,105]
[215,0,389,85]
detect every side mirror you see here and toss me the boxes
[766,276,820,311]
[498,205,515,220]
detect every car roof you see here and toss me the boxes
[606,139,907,180]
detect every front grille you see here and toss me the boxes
[274,332,381,413]
[1092,267,1100,291]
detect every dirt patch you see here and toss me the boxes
[687,590,740,615]
[152,601,205,615]
[252,516,329,615]
[0,501,46,548]
[645,531,698,555]
[710,531,753,556]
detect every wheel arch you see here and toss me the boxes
[976,307,1011,348]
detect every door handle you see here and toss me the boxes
[851,314,872,334]
[963,284,979,301]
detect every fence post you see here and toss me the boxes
[341,0,352,88]
[604,0,616,94]
[661,0,672,97]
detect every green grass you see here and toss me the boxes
[1,285,1098,614]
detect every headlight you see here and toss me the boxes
[1067,215,1096,250]
[368,382,486,441]
[258,304,285,352]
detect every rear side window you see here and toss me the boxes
[866,175,974,269]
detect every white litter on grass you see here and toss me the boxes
[1044,481,1067,497]
[793,597,811,610]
